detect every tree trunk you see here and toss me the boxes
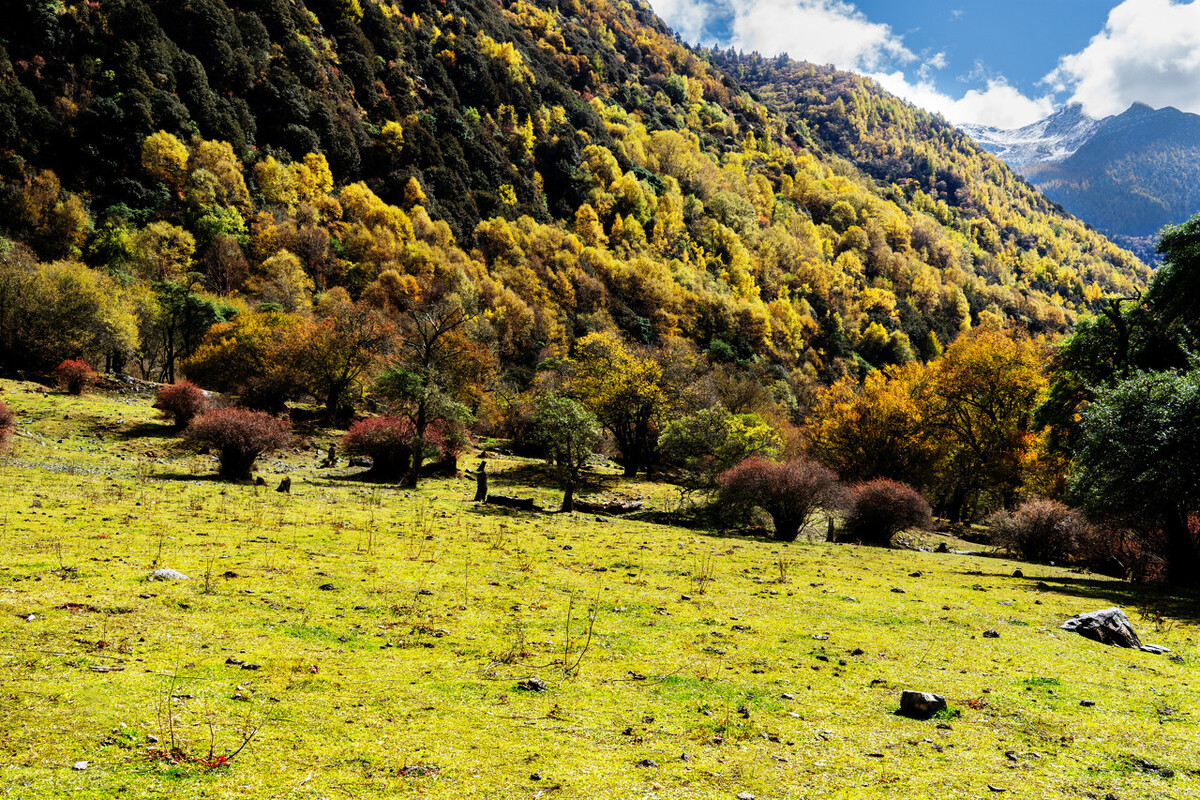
[561,483,575,513]
[1164,507,1200,585]
[473,464,488,502]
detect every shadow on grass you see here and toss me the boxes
[149,472,230,483]
[110,421,178,440]
[485,462,619,496]
[1015,573,1200,625]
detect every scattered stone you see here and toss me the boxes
[737,793,756,800]
[318,583,336,591]
[987,785,1007,793]
[935,542,949,553]
[1080,700,1095,707]
[680,594,692,601]
[890,587,905,594]
[1036,581,1050,590]
[148,568,189,581]
[1060,607,1169,653]
[517,677,548,692]
[898,690,947,720]
[349,456,372,468]
[780,692,795,700]
[530,773,541,781]
[241,663,261,671]
[636,759,658,768]
[850,648,864,656]
[909,571,922,578]
[225,657,244,666]
[1012,569,1024,578]
[254,476,267,487]
[222,571,238,578]
[982,630,1000,639]
[72,761,88,771]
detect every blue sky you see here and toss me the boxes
[647,0,1200,128]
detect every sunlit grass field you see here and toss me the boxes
[1,378,1197,799]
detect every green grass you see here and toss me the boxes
[1,378,1198,798]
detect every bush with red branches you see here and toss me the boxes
[342,417,462,479]
[841,479,932,546]
[717,456,844,541]
[0,400,14,455]
[988,499,1087,565]
[185,408,291,480]
[342,416,418,478]
[153,381,211,429]
[54,359,97,395]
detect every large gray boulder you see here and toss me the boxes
[1060,607,1169,653]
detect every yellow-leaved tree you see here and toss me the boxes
[570,330,667,477]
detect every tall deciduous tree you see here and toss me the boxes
[924,330,1047,521]
[297,297,395,422]
[375,298,490,487]
[1070,370,1200,585]
[571,331,666,477]
[532,393,601,512]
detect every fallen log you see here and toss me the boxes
[572,499,644,515]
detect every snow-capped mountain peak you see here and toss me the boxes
[961,103,1102,169]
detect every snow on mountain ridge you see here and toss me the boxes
[961,104,1102,170]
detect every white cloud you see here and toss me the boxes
[726,0,914,71]
[647,0,1055,128]
[1047,0,1200,117]
[870,72,1055,129]
[646,0,719,44]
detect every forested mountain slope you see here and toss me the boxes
[0,0,1148,387]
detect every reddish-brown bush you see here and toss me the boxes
[988,499,1087,565]
[54,359,97,395]
[342,417,458,479]
[842,479,932,546]
[0,400,14,455]
[342,416,418,478]
[185,408,291,480]
[153,381,210,429]
[717,456,844,541]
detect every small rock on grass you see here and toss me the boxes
[72,761,88,771]
[636,758,658,768]
[737,793,756,800]
[898,690,947,720]
[517,677,547,692]
[148,568,189,581]
[983,630,1000,638]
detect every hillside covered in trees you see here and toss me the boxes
[0,0,1147,381]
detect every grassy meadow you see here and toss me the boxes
[1,378,1197,799]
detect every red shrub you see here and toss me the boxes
[717,456,844,541]
[987,499,1087,565]
[153,381,210,429]
[54,359,97,395]
[342,416,418,478]
[185,408,291,480]
[342,417,464,479]
[0,400,14,455]
[842,479,932,546]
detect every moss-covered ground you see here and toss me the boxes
[1,378,1197,799]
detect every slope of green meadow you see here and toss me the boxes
[1,380,1197,799]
